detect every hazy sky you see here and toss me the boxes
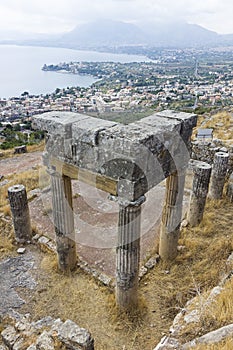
[0,0,233,35]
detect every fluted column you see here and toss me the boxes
[209,152,229,200]
[188,162,212,227]
[116,196,145,310]
[159,171,185,261]
[51,172,77,272]
[8,184,32,243]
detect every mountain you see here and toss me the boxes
[59,19,148,48]
[57,19,233,48]
[1,19,233,49]
[144,21,219,47]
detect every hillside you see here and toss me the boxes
[2,19,233,49]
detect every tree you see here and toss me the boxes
[21,91,29,97]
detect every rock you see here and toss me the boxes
[28,188,41,199]
[1,326,20,348]
[139,266,148,278]
[98,273,111,286]
[0,255,37,314]
[219,147,228,153]
[52,319,94,350]
[15,316,31,332]
[0,180,9,187]
[145,255,160,269]
[226,183,233,202]
[17,248,26,255]
[182,323,233,349]
[184,309,200,324]
[177,245,186,252]
[154,336,180,349]
[38,236,50,245]
[11,338,25,350]
[26,346,36,350]
[31,316,54,330]
[181,220,189,228]
[0,345,8,350]
[32,234,40,241]
[36,331,55,350]
[227,252,233,265]
[45,241,56,252]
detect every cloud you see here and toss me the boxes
[0,0,233,34]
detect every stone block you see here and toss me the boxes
[36,331,55,350]
[51,319,94,350]
[1,326,20,348]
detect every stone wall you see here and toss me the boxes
[191,139,233,172]
[1,313,94,350]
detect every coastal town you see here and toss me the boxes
[0,47,233,149]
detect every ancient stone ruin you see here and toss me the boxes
[31,110,197,310]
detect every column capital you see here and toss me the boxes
[110,195,146,208]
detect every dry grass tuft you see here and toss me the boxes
[0,169,39,209]
[208,277,233,325]
[192,338,233,350]
[193,111,233,141]
[0,218,15,260]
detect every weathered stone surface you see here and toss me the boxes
[187,161,212,227]
[11,338,25,350]
[153,336,180,349]
[17,248,26,255]
[191,139,233,169]
[0,255,36,315]
[116,196,145,310]
[145,255,160,269]
[159,171,186,261]
[98,273,112,286]
[33,110,197,200]
[1,326,20,348]
[1,315,94,350]
[0,180,9,187]
[8,184,32,243]
[50,173,77,272]
[51,319,94,350]
[182,323,233,349]
[38,236,50,245]
[226,173,233,202]
[26,346,36,350]
[36,331,55,350]
[209,152,229,199]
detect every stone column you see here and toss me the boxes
[187,162,212,227]
[226,173,233,203]
[159,171,185,261]
[51,172,77,272]
[116,196,145,311]
[209,152,229,200]
[8,184,32,243]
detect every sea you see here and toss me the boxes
[0,45,150,99]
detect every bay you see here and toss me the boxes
[0,45,150,99]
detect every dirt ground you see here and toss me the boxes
[30,180,165,276]
[0,151,42,176]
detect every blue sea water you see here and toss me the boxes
[0,45,150,99]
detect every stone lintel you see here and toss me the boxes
[33,110,197,197]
